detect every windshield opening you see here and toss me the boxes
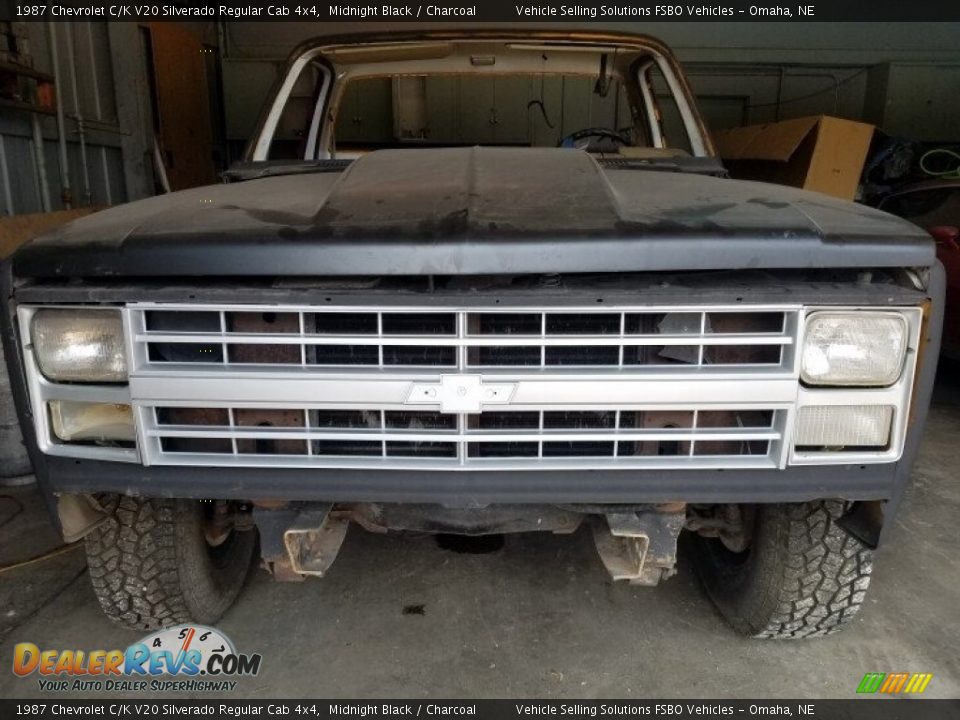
[328,73,644,155]
[253,39,708,163]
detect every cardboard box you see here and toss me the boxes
[712,115,875,201]
[0,208,103,261]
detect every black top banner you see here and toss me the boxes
[4,0,960,22]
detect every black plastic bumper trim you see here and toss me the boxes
[44,456,897,506]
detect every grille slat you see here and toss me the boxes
[136,308,794,370]
[137,332,792,347]
[144,405,783,465]
[147,426,782,442]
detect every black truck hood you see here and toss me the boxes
[13,147,934,278]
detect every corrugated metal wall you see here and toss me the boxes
[0,22,151,216]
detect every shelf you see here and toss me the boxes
[0,60,57,115]
[0,97,57,116]
[0,61,55,84]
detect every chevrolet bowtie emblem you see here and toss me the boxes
[406,375,517,414]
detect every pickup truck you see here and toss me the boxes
[0,30,943,638]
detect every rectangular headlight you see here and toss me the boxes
[794,405,893,448]
[801,311,907,386]
[31,309,127,382]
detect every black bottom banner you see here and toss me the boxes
[2,700,959,720]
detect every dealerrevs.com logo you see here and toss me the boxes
[13,624,261,693]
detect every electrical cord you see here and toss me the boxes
[0,494,24,531]
[919,148,960,179]
[0,563,89,638]
[527,100,554,129]
[0,543,83,576]
[527,54,555,129]
[744,67,870,109]
[0,494,83,576]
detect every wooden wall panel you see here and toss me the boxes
[148,23,215,190]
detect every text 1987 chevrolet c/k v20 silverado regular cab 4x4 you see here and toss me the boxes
[0,31,944,638]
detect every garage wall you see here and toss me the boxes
[205,21,960,147]
[0,22,155,216]
[205,21,960,64]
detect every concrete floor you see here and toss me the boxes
[1,364,958,700]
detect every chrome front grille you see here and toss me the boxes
[136,307,793,370]
[144,406,782,469]
[16,300,926,471]
[118,302,802,470]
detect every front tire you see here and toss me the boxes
[85,496,257,630]
[693,500,873,639]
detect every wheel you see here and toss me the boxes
[692,500,873,639]
[0,359,31,478]
[85,496,257,630]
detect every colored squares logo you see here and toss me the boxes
[857,672,933,694]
